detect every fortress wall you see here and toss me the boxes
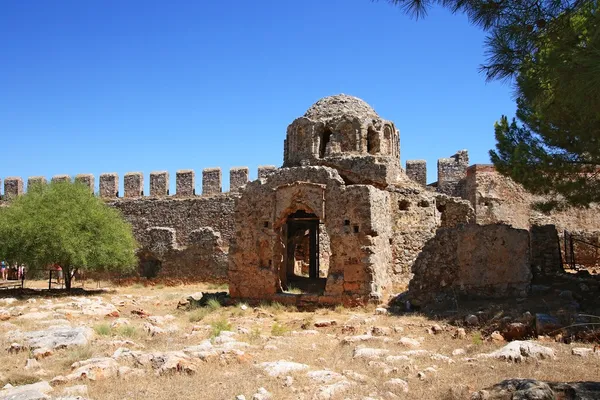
[111,194,237,248]
[464,164,600,269]
[0,166,264,198]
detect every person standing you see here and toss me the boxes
[1,261,6,281]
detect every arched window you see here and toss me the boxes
[367,127,380,154]
[319,128,332,158]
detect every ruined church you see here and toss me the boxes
[2,94,599,306]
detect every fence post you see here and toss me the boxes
[48,270,52,290]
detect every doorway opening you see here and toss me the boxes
[285,210,326,293]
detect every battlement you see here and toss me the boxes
[405,160,427,186]
[0,166,279,200]
[437,150,469,196]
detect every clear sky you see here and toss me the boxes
[0,0,516,194]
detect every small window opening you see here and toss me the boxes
[398,199,410,211]
[389,238,393,245]
[263,221,269,228]
[344,219,350,226]
[353,225,359,233]
[367,127,380,155]
[319,128,332,158]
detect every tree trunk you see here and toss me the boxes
[64,265,72,291]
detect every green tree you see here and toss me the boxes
[490,3,600,209]
[384,0,599,208]
[0,180,138,290]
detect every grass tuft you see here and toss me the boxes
[93,323,112,336]
[116,324,140,339]
[206,298,222,312]
[271,322,289,336]
[210,318,232,338]
[472,331,483,346]
[189,308,210,323]
[62,345,95,369]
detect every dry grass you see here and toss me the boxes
[1,282,599,399]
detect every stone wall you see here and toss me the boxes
[388,187,438,284]
[436,150,469,197]
[409,223,532,306]
[228,166,396,305]
[464,164,600,269]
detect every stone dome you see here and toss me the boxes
[304,94,380,122]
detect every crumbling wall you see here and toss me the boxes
[409,224,532,306]
[229,166,395,305]
[137,227,228,282]
[388,187,438,284]
[464,165,600,269]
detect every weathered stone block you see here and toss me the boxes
[99,173,119,198]
[150,171,169,197]
[437,150,469,196]
[4,177,23,199]
[176,170,195,197]
[229,167,249,192]
[27,176,47,190]
[74,174,94,192]
[405,160,426,186]
[51,175,70,183]
[409,223,532,305]
[258,165,277,179]
[124,172,143,198]
[202,168,221,195]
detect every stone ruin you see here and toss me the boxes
[2,94,600,306]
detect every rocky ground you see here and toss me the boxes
[0,283,599,400]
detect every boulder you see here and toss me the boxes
[0,381,53,400]
[259,360,309,377]
[8,327,92,351]
[472,379,600,400]
[480,341,555,362]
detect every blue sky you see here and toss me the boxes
[0,0,516,194]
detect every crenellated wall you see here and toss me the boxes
[0,166,279,199]
[0,166,275,282]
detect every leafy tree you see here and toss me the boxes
[384,0,599,208]
[0,180,138,290]
[490,3,600,209]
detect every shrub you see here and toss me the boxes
[211,318,232,338]
[93,323,112,336]
[271,322,289,336]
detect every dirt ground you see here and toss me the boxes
[0,281,598,400]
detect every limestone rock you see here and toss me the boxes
[571,347,594,357]
[259,361,309,377]
[480,341,555,362]
[251,387,272,400]
[306,370,344,384]
[352,347,390,360]
[399,337,420,348]
[66,357,119,381]
[8,327,92,351]
[384,379,409,393]
[0,381,53,400]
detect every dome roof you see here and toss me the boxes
[303,94,380,122]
